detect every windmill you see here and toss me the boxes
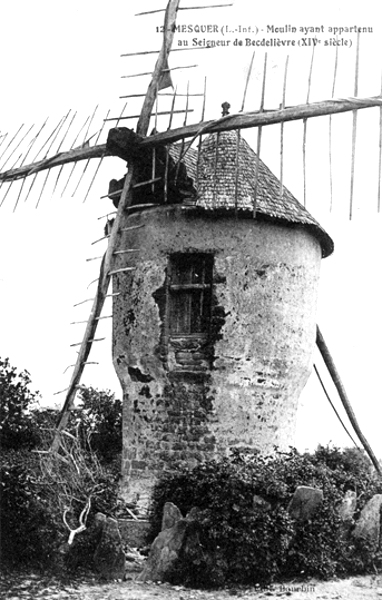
[1,1,382,504]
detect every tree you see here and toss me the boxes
[0,357,41,449]
[73,386,122,464]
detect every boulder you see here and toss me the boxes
[93,516,126,580]
[124,547,147,576]
[253,494,272,511]
[93,512,107,530]
[288,485,323,522]
[137,508,222,586]
[137,502,208,583]
[353,494,382,550]
[118,519,150,548]
[136,518,188,582]
[161,502,183,531]
[338,490,357,522]
[185,506,202,521]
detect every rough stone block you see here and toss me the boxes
[253,494,272,511]
[136,511,209,584]
[161,502,183,531]
[93,517,126,580]
[338,490,357,522]
[353,494,382,550]
[136,519,188,582]
[118,519,150,548]
[288,485,323,522]
[131,460,147,470]
[186,506,201,520]
[203,435,216,445]
[172,442,186,451]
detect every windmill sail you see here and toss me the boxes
[2,95,382,189]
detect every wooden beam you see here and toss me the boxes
[2,94,382,184]
[51,0,181,453]
[0,144,109,182]
[140,95,382,148]
[316,325,382,476]
[136,0,181,136]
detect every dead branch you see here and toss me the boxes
[63,497,91,545]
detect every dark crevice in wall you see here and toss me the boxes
[128,366,154,383]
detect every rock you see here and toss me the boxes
[93,516,126,580]
[185,506,202,521]
[339,490,357,522]
[288,485,323,522]
[125,548,144,562]
[136,519,188,582]
[93,512,107,529]
[118,518,150,548]
[253,494,272,511]
[353,494,382,550]
[137,511,218,585]
[161,502,183,531]
[124,548,147,573]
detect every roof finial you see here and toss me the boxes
[221,101,230,116]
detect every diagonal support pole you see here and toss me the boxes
[51,0,181,453]
[316,325,382,476]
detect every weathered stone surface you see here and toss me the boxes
[161,502,183,531]
[353,494,382,549]
[339,490,357,522]
[93,512,107,530]
[288,485,323,522]
[253,494,272,511]
[93,516,126,580]
[185,506,202,521]
[118,519,150,548]
[124,547,147,575]
[137,510,222,586]
[58,513,106,571]
[136,519,188,582]
[115,206,323,501]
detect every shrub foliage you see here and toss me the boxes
[149,447,382,586]
[0,358,122,569]
[0,357,41,450]
[73,385,122,465]
[2,356,382,583]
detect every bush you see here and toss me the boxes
[37,431,120,572]
[149,446,382,587]
[0,356,122,462]
[0,450,60,568]
[0,358,122,570]
[0,433,120,570]
[0,357,41,450]
[71,386,122,466]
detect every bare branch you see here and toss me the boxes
[63,497,91,545]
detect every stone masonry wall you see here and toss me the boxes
[112,206,322,501]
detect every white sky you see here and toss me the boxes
[0,0,381,457]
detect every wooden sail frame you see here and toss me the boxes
[1,95,382,186]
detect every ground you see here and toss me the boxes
[1,572,382,600]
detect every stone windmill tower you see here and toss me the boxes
[1,1,381,505]
[110,123,333,498]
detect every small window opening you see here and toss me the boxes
[168,254,213,336]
